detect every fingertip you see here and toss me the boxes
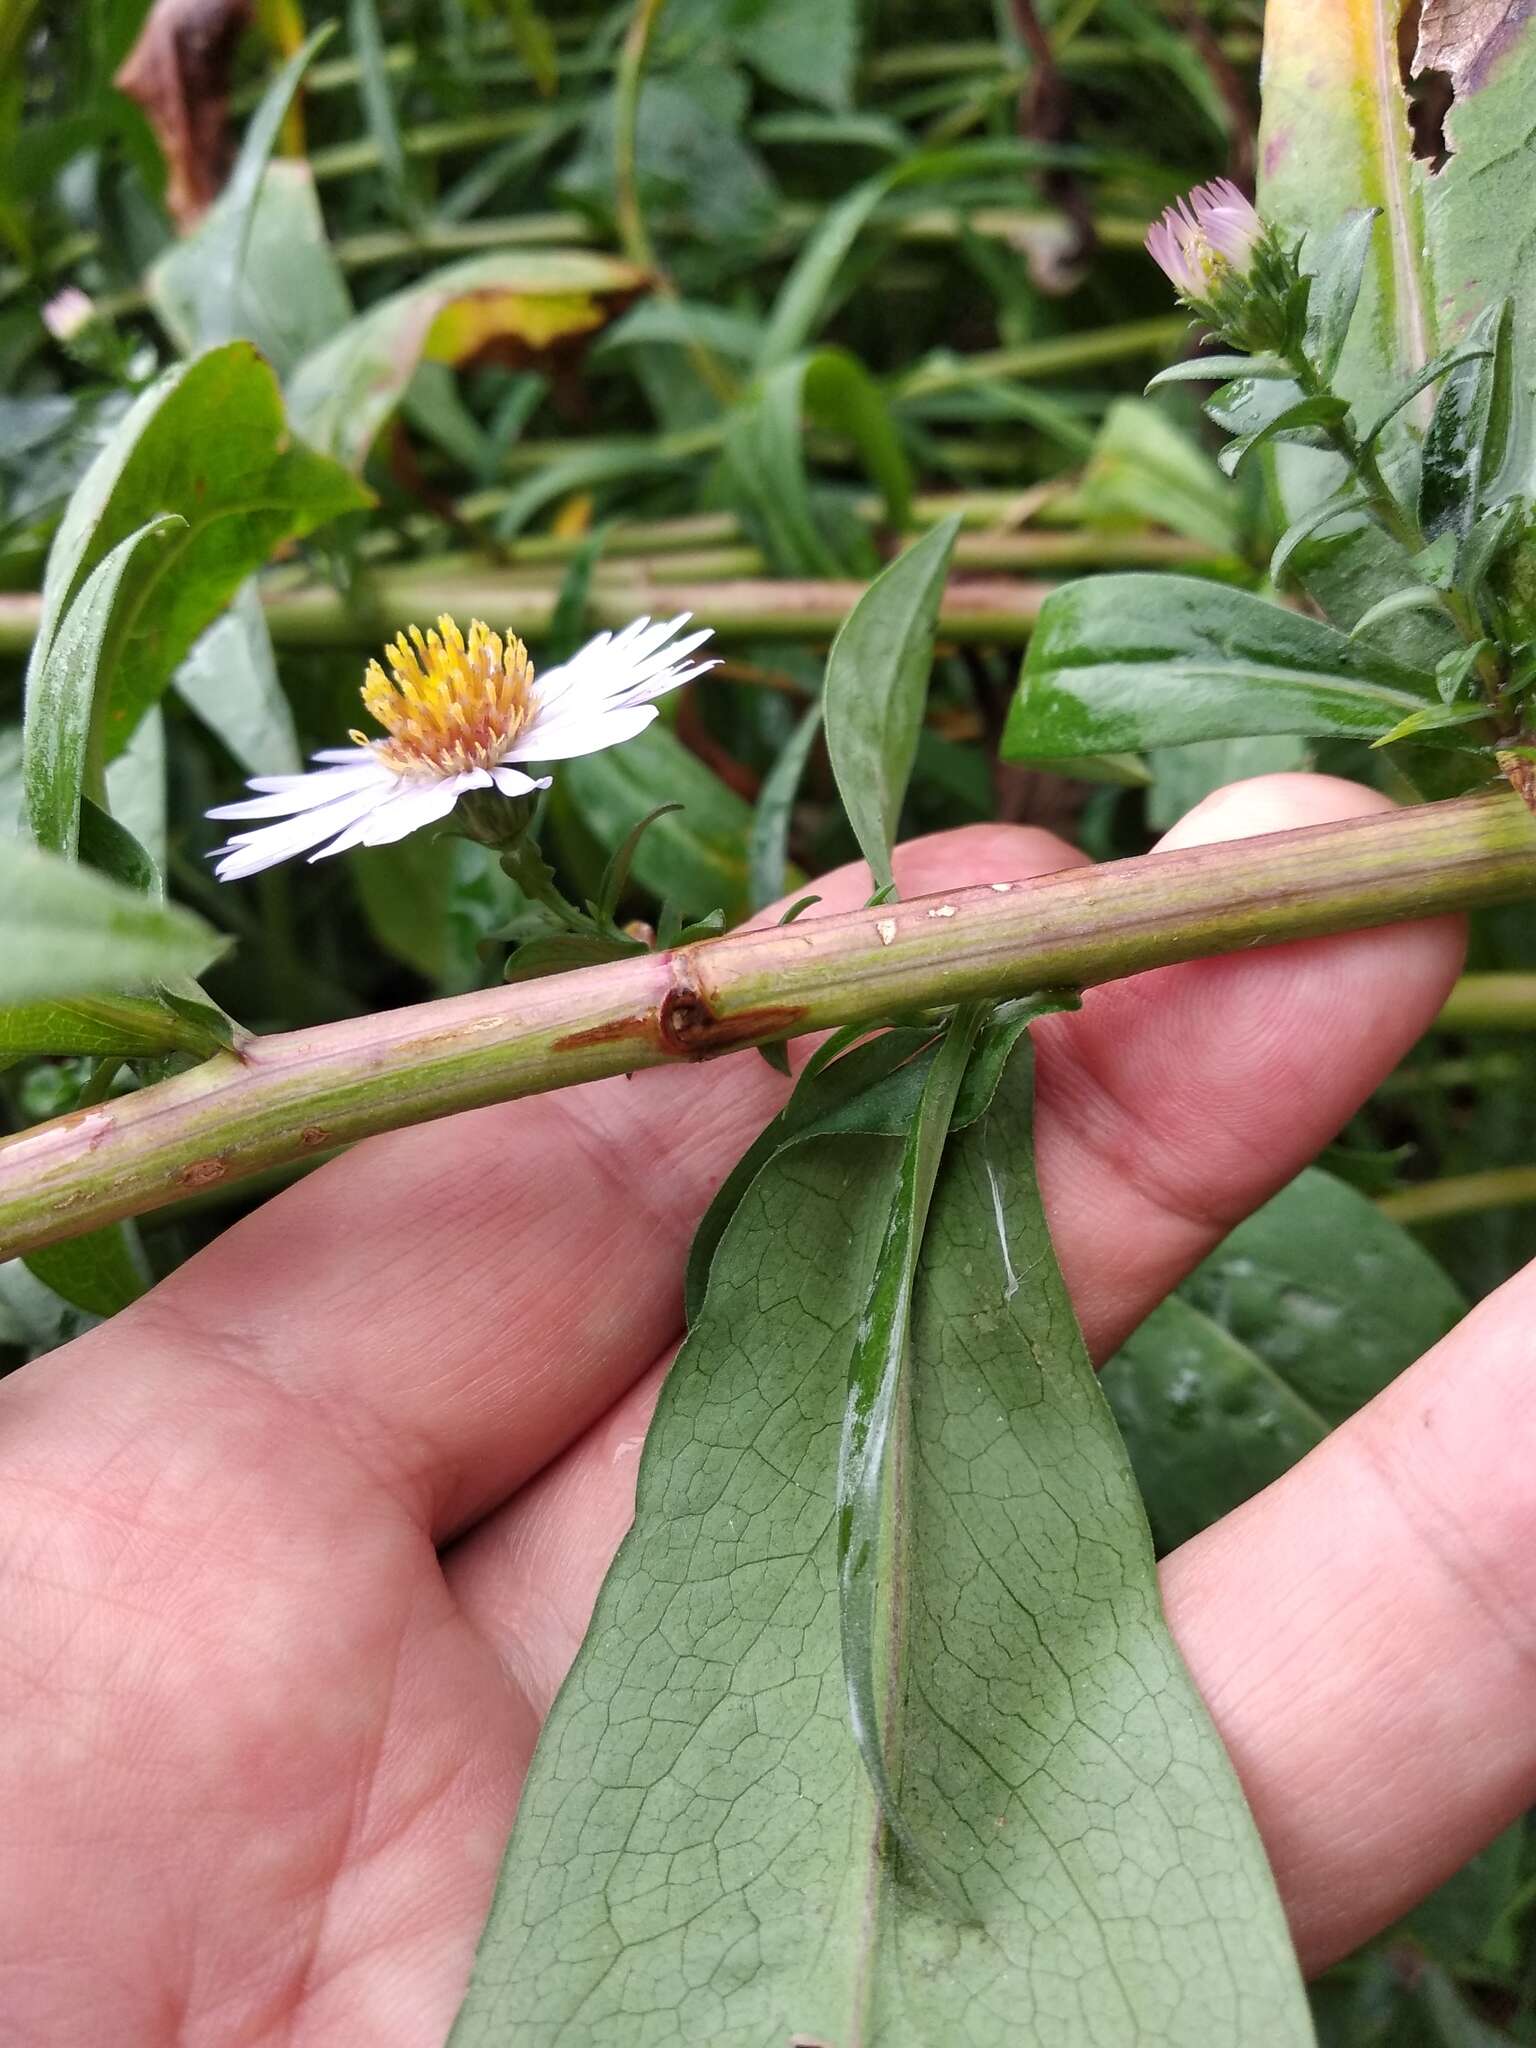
[1155,771,1398,850]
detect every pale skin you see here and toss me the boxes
[2,771,1532,2045]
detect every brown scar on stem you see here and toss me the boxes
[554,954,806,1058]
[178,1157,227,1187]
[299,1125,329,1147]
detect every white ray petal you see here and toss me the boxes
[491,765,550,797]
[211,785,394,879]
[311,745,383,765]
[507,703,658,764]
[311,775,474,860]
[208,763,396,820]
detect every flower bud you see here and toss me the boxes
[42,286,97,344]
[1145,180,1296,352]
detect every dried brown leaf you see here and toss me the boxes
[115,0,252,228]
[1413,0,1536,93]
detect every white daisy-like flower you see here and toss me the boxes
[208,611,715,881]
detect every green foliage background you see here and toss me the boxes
[5,0,1536,2037]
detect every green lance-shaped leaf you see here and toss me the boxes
[1102,1166,1464,1551]
[28,342,369,768]
[1004,573,1436,761]
[748,699,822,913]
[0,837,227,1005]
[722,346,914,577]
[453,1039,1313,2046]
[24,516,182,859]
[1419,300,1515,548]
[825,516,960,895]
[1302,206,1380,383]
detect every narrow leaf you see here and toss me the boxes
[1420,303,1511,545]
[748,700,822,912]
[1302,206,1379,381]
[824,516,961,894]
[24,516,182,859]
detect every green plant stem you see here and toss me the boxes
[1434,972,1536,1031]
[1377,1165,1536,1227]
[3,791,1535,1262]
[0,572,1057,656]
[899,315,1186,397]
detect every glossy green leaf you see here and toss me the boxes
[1359,341,1497,451]
[1420,302,1513,547]
[748,700,821,912]
[27,343,369,766]
[454,1041,1312,2046]
[288,250,648,471]
[1104,1167,1464,1551]
[824,517,960,894]
[722,347,913,576]
[559,723,757,920]
[24,515,182,859]
[1180,1167,1463,1423]
[0,837,227,1004]
[145,28,348,370]
[1005,574,1435,759]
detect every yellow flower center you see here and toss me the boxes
[353,615,536,778]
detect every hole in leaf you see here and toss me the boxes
[1398,0,1456,171]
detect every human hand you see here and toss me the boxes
[2,774,1524,2045]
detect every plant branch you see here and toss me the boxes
[3,791,1535,1261]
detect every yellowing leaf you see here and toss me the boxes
[287,251,650,470]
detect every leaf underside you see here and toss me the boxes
[452,1042,1311,2047]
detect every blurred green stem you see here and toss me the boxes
[3,792,1536,1261]
[1435,973,1536,1032]
[610,0,737,405]
[1378,1165,1536,1226]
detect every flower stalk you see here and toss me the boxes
[3,790,1535,1261]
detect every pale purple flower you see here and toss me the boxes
[208,611,715,880]
[42,287,96,343]
[1145,179,1263,301]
